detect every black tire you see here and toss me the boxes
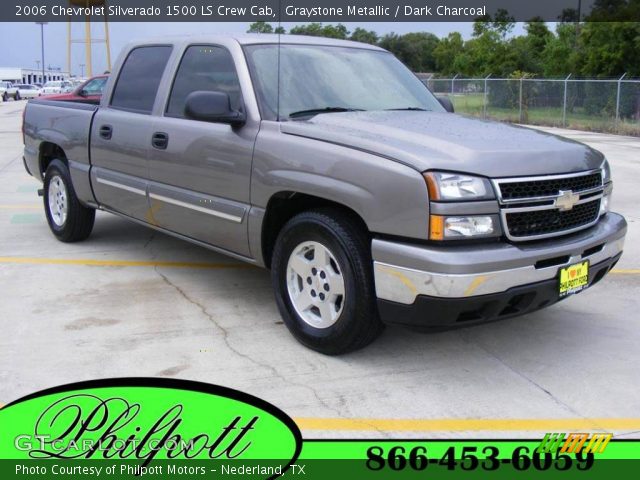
[2,92,7,102]
[15,92,20,101]
[271,208,384,355]
[43,159,95,242]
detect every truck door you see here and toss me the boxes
[147,44,258,257]
[90,45,172,222]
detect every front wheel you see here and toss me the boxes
[2,92,7,102]
[271,208,384,355]
[43,159,95,242]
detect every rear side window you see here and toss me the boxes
[166,45,242,118]
[111,46,172,113]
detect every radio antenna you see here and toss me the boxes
[276,0,282,121]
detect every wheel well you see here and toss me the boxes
[39,142,67,175]
[261,192,369,268]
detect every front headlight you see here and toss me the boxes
[601,159,612,184]
[429,215,499,240]
[600,159,612,216]
[424,171,495,201]
[600,181,613,216]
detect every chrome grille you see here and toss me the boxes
[499,172,602,201]
[505,199,600,238]
[494,170,605,241]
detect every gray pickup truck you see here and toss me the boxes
[23,34,627,354]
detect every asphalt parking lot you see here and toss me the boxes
[1,100,639,439]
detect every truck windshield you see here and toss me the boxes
[244,44,444,120]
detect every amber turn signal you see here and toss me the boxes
[423,173,440,200]
[429,215,444,240]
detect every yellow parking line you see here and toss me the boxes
[0,256,636,275]
[294,417,640,432]
[0,257,254,269]
[0,400,635,431]
[0,204,40,209]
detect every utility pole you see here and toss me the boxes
[79,63,85,77]
[35,22,48,83]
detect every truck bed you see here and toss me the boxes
[23,99,98,183]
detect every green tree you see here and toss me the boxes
[247,22,273,34]
[349,27,378,45]
[578,22,640,77]
[378,33,412,66]
[459,9,516,76]
[274,26,286,34]
[580,2,640,118]
[380,32,440,72]
[503,36,535,75]
[525,18,552,53]
[401,32,440,72]
[472,8,515,39]
[491,8,516,38]
[452,30,508,76]
[541,23,580,76]
[289,23,349,39]
[433,32,464,76]
[520,18,553,74]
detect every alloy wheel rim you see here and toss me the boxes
[48,175,68,227]
[286,240,346,329]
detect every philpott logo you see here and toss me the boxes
[0,378,301,478]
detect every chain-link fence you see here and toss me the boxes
[424,76,640,136]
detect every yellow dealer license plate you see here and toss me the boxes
[559,261,590,298]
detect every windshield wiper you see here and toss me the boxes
[289,107,365,119]
[385,107,429,111]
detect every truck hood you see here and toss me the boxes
[280,111,604,177]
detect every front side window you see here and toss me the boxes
[82,77,107,95]
[111,46,172,113]
[166,45,242,118]
[244,44,444,120]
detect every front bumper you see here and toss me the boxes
[373,213,626,326]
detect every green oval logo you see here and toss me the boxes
[0,378,301,478]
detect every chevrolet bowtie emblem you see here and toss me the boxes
[555,190,580,211]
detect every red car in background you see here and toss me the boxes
[44,75,108,104]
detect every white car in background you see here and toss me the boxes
[41,80,73,95]
[9,84,41,100]
[0,81,14,101]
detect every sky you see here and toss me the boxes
[0,21,527,77]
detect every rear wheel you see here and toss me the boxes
[43,159,95,242]
[271,208,384,355]
[15,92,21,101]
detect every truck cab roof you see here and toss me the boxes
[126,33,386,51]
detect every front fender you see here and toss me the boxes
[251,122,430,240]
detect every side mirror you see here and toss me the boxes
[78,89,88,97]
[184,91,245,126]
[437,96,455,113]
